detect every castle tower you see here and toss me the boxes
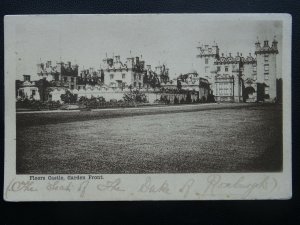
[255,37,279,102]
[196,43,219,84]
[126,57,134,69]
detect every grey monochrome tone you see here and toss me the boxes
[14,15,283,174]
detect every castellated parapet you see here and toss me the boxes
[196,43,220,84]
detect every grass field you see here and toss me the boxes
[16,103,282,174]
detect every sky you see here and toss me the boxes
[11,14,283,80]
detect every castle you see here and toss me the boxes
[99,55,169,90]
[196,38,279,102]
[37,60,79,90]
[36,55,169,92]
[18,37,280,104]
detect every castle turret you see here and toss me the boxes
[46,60,52,68]
[107,58,114,67]
[126,57,134,68]
[272,37,278,52]
[56,61,63,73]
[196,43,219,86]
[255,38,279,102]
[135,57,139,65]
[114,55,120,63]
[255,39,261,51]
[155,66,162,74]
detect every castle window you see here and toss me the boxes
[205,58,209,64]
[264,73,269,80]
[32,90,36,96]
[217,66,220,72]
[225,66,229,72]
[122,74,126,79]
[24,75,30,81]
[265,87,269,95]
[134,82,137,87]
[110,74,114,80]
[71,85,74,90]
[264,54,269,62]
[264,64,269,72]
[71,77,74,82]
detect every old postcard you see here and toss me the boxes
[4,14,292,201]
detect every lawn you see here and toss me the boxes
[16,104,282,174]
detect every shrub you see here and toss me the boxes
[16,99,62,110]
[123,90,148,104]
[60,90,77,103]
[174,96,179,104]
[207,93,215,103]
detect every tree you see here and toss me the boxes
[174,96,179,104]
[160,64,170,84]
[100,70,105,83]
[60,90,77,103]
[186,91,192,103]
[207,92,215,103]
[177,79,182,90]
[36,78,52,102]
[123,90,147,104]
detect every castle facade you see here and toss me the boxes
[196,38,279,102]
[37,61,79,90]
[100,55,146,89]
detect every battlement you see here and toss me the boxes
[255,38,279,55]
[37,60,78,77]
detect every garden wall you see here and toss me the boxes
[50,89,200,104]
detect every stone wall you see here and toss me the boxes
[49,88,201,104]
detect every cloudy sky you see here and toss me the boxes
[11,14,282,80]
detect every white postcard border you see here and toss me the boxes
[4,14,292,201]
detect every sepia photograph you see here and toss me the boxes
[4,14,292,201]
